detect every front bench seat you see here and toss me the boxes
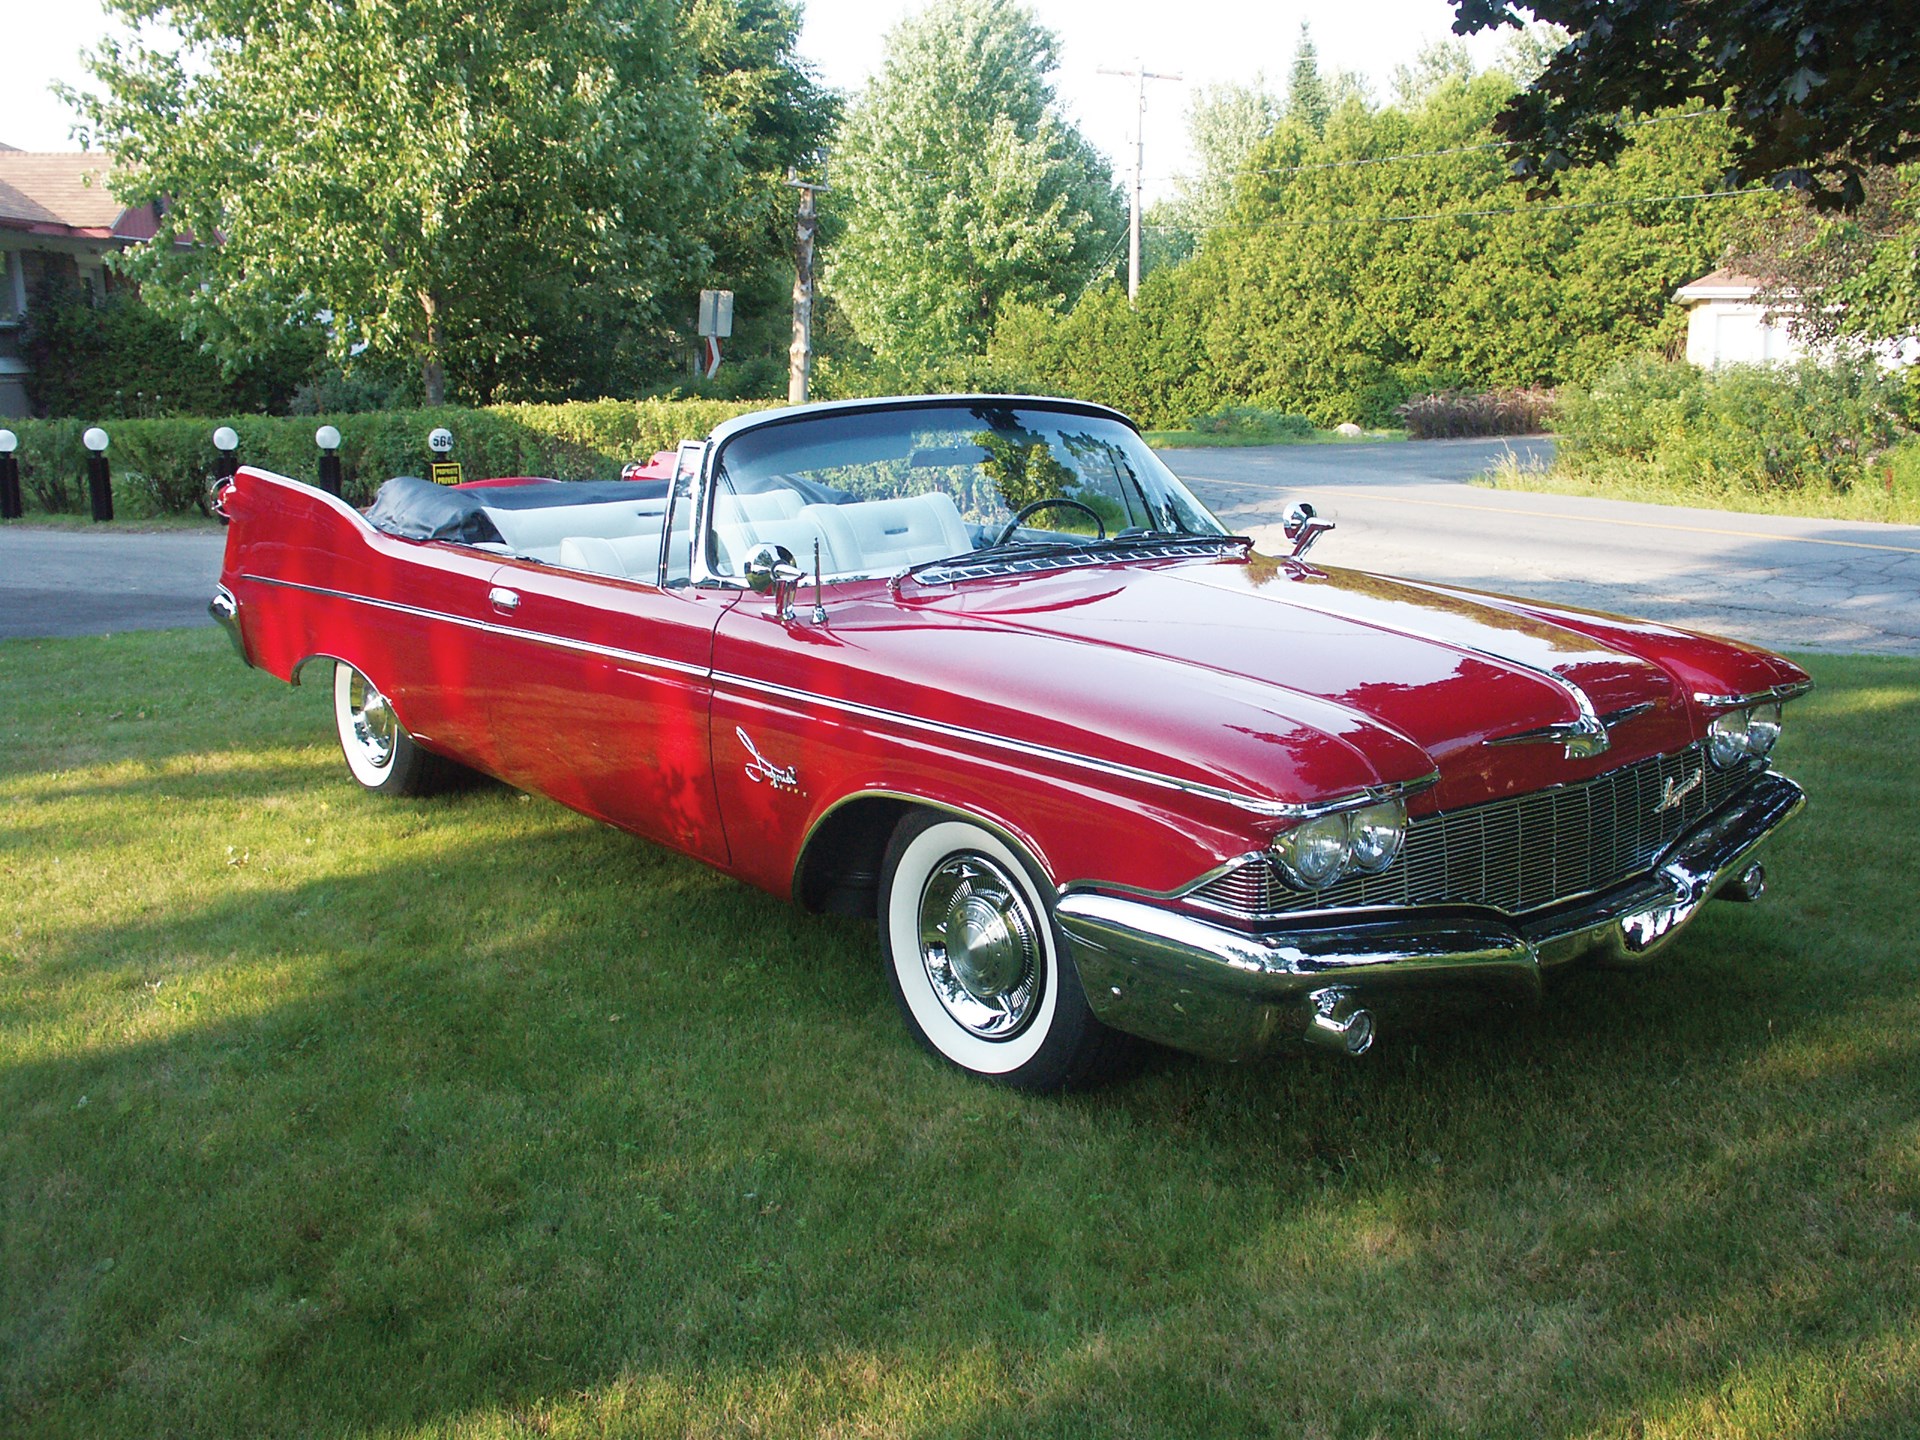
[804,493,972,573]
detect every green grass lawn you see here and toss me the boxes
[1476,439,1920,529]
[4,631,1918,1438]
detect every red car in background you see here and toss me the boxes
[211,395,1808,1090]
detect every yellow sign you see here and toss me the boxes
[429,460,464,486]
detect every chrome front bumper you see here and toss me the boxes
[1057,770,1806,1061]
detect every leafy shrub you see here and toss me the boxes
[1557,356,1907,492]
[19,280,321,419]
[1398,387,1557,439]
[1185,406,1318,441]
[1,398,764,516]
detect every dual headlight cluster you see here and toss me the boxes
[1270,797,1408,890]
[1707,701,1783,769]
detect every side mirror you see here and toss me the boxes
[744,542,805,618]
[1282,501,1334,558]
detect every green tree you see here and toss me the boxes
[1165,79,1279,239]
[988,64,1750,429]
[1285,25,1331,138]
[71,0,733,405]
[1450,0,1920,209]
[673,0,840,372]
[1729,167,1920,358]
[828,0,1124,366]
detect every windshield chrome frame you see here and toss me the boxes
[688,394,1228,593]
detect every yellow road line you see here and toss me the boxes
[1190,474,1920,556]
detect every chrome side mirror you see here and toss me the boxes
[1282,501,1334,558]
[744,542,805,619]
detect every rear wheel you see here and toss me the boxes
[879,811,1124,1091]
[332,662,460,796]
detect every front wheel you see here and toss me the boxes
[332,662,461,796]
[879,811,1124,1091]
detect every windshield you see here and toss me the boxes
[705,402,1226,580]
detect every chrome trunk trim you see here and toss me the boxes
[208,585,250,666]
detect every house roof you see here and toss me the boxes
[0,150,156,241]
[1674,269,1777,305]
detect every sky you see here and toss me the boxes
[4,0,1510,201]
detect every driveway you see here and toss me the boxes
[4,438,1918,655]
[0,527,228,640]
[1165,437,1920,656]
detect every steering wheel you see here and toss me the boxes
[989,496,1107,548]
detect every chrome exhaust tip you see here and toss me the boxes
[1717,861,1766,903]
[1302,987,1375,1057]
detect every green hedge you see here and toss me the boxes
[2,398,764,516]
[1555,356,1909,493]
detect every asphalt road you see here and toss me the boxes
[3,436,1917,654]
[1167,437,1920,657]
[0,528,229,640]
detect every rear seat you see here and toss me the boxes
[556,530,666,581]
[482,498,667,561]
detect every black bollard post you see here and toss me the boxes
[212,425,240,483]
[315,424,343,496]
[0,429,20,520]
[84,427,113,522]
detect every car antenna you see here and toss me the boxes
[811,537,828,625]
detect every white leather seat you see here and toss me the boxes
[713,515,843,575]
[556,528,665,580]
[713,489,805,526]
[482,498,666,555]
[804,493,972,573]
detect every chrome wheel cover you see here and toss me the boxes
[345,671,397,772]
[916,852,1043,1040]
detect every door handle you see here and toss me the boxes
[488,586,521,613]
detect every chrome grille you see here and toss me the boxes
[1190,744,1761,920]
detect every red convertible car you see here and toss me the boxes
[211,395,1809,1090]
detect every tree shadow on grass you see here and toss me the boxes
[5,780,1918,1437]
[4,641,1918,1435]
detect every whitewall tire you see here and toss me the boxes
[879,811,1123,1091]
[331,662,458,797]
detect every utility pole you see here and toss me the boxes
[786,151,829,405]
[1098,63,1181,304]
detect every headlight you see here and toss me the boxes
[1745,701,1783,755]
[1271,813,1352,889]
[1348,799,1408,874]
[1707,710,1751,768]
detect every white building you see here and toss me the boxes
[1672,270,1804,368]
[1673,268,1918,370]
[0,145,165,416]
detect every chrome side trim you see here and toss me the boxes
[1059,851,1272,905]
[240,575,711,682]
[247,578,1438,820]
[715,667,1440,819]
[1693,680,1814,709]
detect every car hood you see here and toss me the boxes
[871,552,1782,812]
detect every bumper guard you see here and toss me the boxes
[1056,770,1805,1061]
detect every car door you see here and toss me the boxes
[476,558,737,866]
